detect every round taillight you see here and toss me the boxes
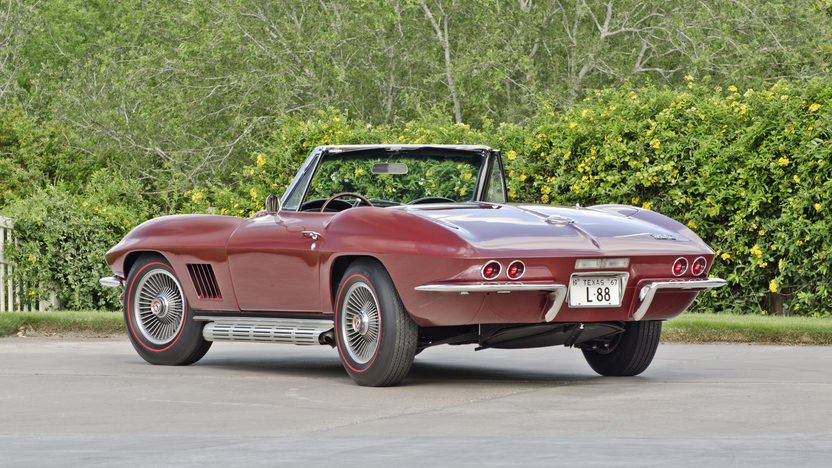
[507,261,525,280]
[691,257,707,276]
[672,257,688,277]
[481,261,502,280]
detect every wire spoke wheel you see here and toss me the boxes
[341,282,381,364]
[133,269,185,345]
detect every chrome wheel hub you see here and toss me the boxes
[351,310,370,336]
[150,295,170,319]
[342,282,380,364]
[133,268,185,345]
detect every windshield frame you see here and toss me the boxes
[281,145,500,211]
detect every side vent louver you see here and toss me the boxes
[187,264,222,300]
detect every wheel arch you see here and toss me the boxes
[329,255,386,306]
[124,250,170,277]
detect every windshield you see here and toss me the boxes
[302,151,485,207]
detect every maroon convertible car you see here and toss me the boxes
[101,144,725,386]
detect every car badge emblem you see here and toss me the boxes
[545,215,575,225]
[651,233,676,240]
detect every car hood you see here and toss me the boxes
[404,203,706,256]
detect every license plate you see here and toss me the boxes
[568,275,624,307]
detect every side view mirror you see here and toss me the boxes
[265,193,282,213]
[265,193,283,223]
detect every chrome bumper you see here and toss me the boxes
[414,282,568,322]
[633,278,727,321]
[99,277,122,288]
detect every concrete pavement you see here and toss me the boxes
[0,337,829,466]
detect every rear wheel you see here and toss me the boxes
[582,320,661,376]
[334,260,417,386]
[123,255,211,365]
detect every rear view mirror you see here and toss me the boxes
[372,163,408,175]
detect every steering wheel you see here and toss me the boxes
[320,192,375,213]
[407,196,456,205]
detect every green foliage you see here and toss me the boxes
[2,170,151,311]
[504,78,832,316]
[2,78,832,317]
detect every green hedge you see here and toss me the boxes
[2,79,832,316]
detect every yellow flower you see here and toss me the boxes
[778,258,784,270]
[541,186,551,195]
[758,230,765,236]
[541,194,549,204]
[249,188,257,200]
[609,105,616,111]
[721,253,730,261]
[808,103,821,113]
[796,240,803,246]
[569,122,578,129]
[507,150,517,160]
[759,262,768,268]
[777,157,789,166]
[82,201,89,207]
[687,220,697,229]
[769,279,778,293]
[793,175,800,184]
[354,168,365,176]
[255,154,266,166]
[632,197,640,205]
[815,203,822,212]
[649,138,660,149]
[642,201,651,210]
[750,244,762,257]
[728,85,738,92]
[563,151,571,160]
[685,75,694,81]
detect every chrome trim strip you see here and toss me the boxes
[414,282,564,294]
[413,282,568,322]
[196,317,334,345]
[633,278,727,321]
[99,277,122,288]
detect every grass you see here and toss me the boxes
[1,311,831,345]
[663,313,832,345]
[0,310,124,337]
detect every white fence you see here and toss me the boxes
[0,216,15,312]
[0,216,55,312]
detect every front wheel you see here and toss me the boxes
[123,255,211,365]
[582,320,662,376]
[334,260,417,386]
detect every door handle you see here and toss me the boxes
[302,230,322,241]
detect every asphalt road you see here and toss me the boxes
[0,337,829,467]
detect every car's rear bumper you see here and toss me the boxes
[414,277,726,324]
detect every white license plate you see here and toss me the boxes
[568,275,624,307]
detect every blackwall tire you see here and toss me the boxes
[335,259,417,387]
[123,255,211,365]
[582,320,662,376]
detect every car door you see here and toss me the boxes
[226,212,330,313]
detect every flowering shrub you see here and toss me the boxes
[3,81,831,315]
[502,78,832,316]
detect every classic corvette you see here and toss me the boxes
[101,144,725,386]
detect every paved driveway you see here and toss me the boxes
[0,338,829,466]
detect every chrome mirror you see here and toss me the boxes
[265,193,281,214]
[265,194,283,223]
